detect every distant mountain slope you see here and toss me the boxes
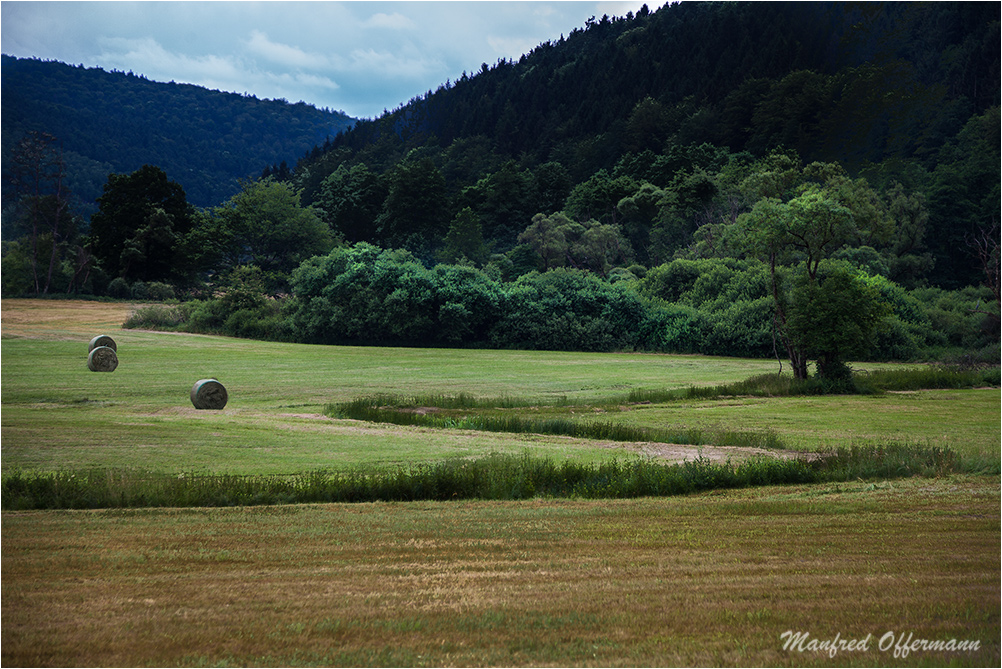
[1,55,355,218]
[313,1,997,180]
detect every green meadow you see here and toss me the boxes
[2,299,999,666]
[1,324,783,473]
[0,299,809,474]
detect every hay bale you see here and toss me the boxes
[88,335,117,353]
[87,346,119,372]
[191,379,228,410]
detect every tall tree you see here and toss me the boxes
[376,158,449,246]
[564,170,637,225]
[734,161,894,379]
[210,178,334,291]
[519,212,632,275]
[316,163,387,243]
[89,165,194,282]
[438,207,488,266]
[460,160,539,245]
[785,263,890,381]
[8,131,74,293]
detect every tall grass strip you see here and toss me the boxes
[629,366,1000,403]
[327,396,786,451]
[0,445,963,510]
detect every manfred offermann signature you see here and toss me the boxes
[781,630,982,659]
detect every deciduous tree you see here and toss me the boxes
[89,164,194,283]
[316,163,387,243]
[735,161,894,379]
[8,131,74,293]
[210,178,334,291]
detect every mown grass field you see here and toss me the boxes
[2,300,791,473]
[2,298,999,666]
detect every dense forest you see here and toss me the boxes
[0,54,355,214]
[290,1,999,289]
[3,1,999,375]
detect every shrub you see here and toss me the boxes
[431,263,503,344]
[701,297,774,358]
[638,302,707,352]
[909,285,998,354]
[489,269,646,351]
[223,303,290,341]
[146,282,176,301]
[608,267,638,283]
[186,299,229,333]
[626,264,648,279]
[636,258,774,356]
[123,303,192,330]
[130,280,149,300]
[107,277,130,298]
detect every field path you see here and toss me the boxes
[630,441,811,462]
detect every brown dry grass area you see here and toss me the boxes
[2,477,998,667]
[1,299,133,340]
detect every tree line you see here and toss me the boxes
[4,129,998,379]
[2,1,998,379]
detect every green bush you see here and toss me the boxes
[638,302,707,352]
[289,243,440,345]
[431,263,503,344]
[146,281,176,301]
[123,303,192,330]
[909,285,998,354]
[701,297,774,358]
[637,258,775,357]
[115,240,999,361]
[107,277,130,298]
[186,298,229,333]
[223,303,290,341]
[130,280,149,300]
[489,269,646,351]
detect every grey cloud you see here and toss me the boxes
[2,1,663,118]
[245,31,331,70]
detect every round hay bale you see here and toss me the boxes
[191,379,228,410]
[88,335,117,353]
[87,346,119,372]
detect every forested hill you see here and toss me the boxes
[291,1,998,289]
[310,1,997,174]
[1,54,355,215]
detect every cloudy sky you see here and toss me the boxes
[2,1,663,119]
